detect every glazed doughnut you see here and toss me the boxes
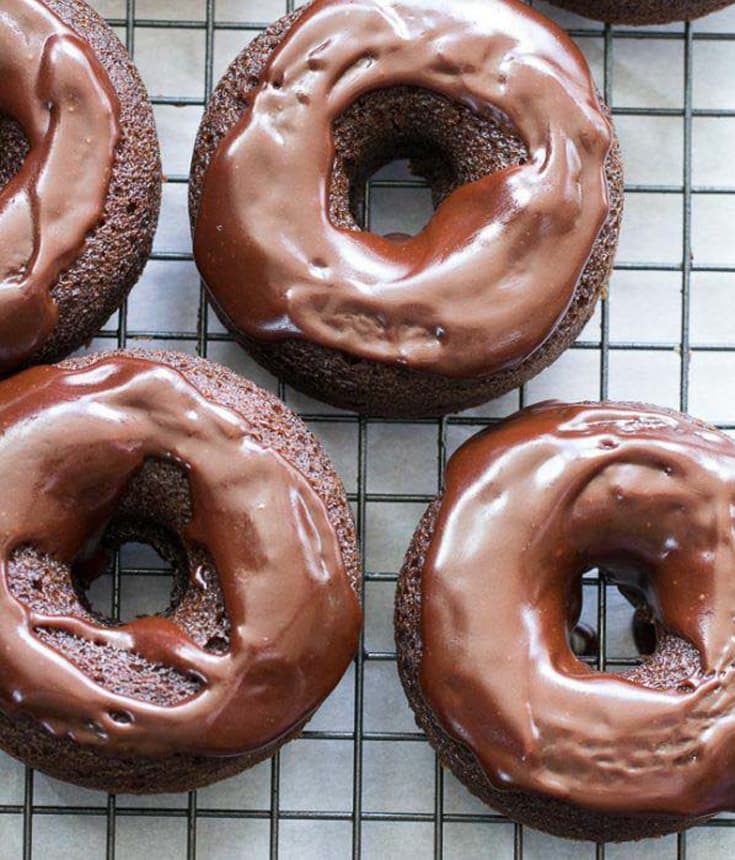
[190,0,623,417]
[0,350,361,794]
[548,0,734,24]
[0,0,160,375]
[396,401,735,842]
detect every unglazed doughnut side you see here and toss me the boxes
[548,0,734,25]
[395,402,735,841]
[189,2,623,418]
[0,0,161,371]
[0,349,360,794]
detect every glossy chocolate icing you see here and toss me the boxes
[194,0,612,379]
[420,402,735,816]
[0,0,119,373]
[0,355,361,757]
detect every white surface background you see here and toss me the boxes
[1,0,735,857]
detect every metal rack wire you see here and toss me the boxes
[2,0,735,857]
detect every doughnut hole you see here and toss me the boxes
[567,565,701,691]
[79,540,178,626]
[5,458,232,708]
[329,85,528,236]
[0,112,29,193]
[569,570,654,661]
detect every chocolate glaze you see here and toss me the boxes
[0,355,361,758]
[419,402,735,817]
[194,0,612,380]
[0,0,119,373]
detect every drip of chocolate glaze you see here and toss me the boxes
[0,355,361,758]
[420,402,735,817]
[0,0,119,373]
[194,0,612,379]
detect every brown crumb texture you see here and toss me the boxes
[188,3,624,418]
[0,115,29,191]
[549,0,733,24]
[0,349,360,795]
[394,499,708,842]
[0,0,161,371]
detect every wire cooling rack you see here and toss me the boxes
[1,0,735,857]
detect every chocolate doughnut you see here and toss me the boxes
[189,0,623,417]
[396,401,735,842]
[548,0,734,24]
[0,0,160,375]
[0,350,361,794]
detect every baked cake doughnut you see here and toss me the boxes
[0,0,161,375]
[396,401,735,842]
[0,350,361,794]
[190,0,623,417]
[548,0,734,24]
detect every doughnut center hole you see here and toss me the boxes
[0,112,30,194]
[331,86,527,239]
[76,537,180,626]
[362,158,436,237]
[570,568,658,667]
